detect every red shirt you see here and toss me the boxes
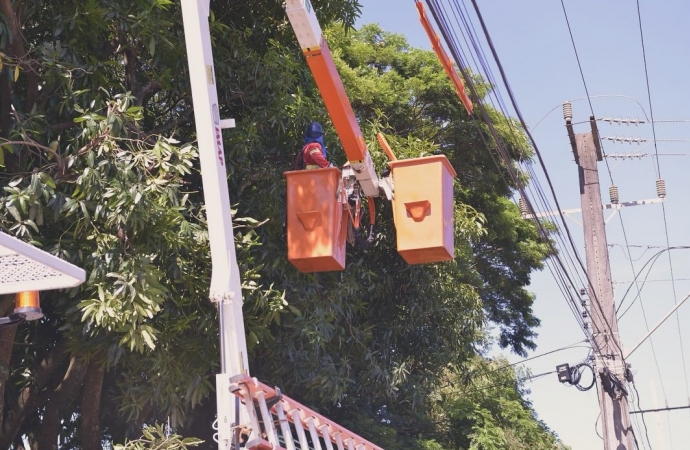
[301,143,329,169]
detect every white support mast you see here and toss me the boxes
[180,1,248,447]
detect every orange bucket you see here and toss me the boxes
[284,168,347,272]
[388,155,456,264]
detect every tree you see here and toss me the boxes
[237,22,557,447]
[0,0,559,448]
[430,357,570,450]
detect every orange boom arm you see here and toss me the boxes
[285,0,379,197]
[416,0,473,115]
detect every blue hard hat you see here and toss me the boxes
[305,121,323,137]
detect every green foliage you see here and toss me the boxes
[0,0,559,448]
[429,357,570,450]
[114,424,203,450]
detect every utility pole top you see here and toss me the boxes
[567,113,634,450]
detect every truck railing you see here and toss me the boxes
[225,374,383,450]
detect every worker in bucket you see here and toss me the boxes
[294,121,332,170]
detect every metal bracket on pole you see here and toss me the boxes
[590,115,603,161]
[566,119,578,164]
[219,118,236,129]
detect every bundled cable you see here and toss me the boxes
[557,361,596,391]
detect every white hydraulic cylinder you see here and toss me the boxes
[180,1,249,448]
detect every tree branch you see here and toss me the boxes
[0,139,61,161]
[136,82,162,107]
[145,108,195,137]
[49,355,88,408]
[0,0,26,59]
[122,45,140,96]
[50,122,78,133]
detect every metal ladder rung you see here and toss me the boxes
[228,374,383,450]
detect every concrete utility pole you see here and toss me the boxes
[566,107,635,449]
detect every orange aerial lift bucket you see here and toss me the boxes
[388,155,456,264]
[284,167,347,273]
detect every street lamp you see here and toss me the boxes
[0,231,86,325]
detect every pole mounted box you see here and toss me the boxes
[556,363,572,383]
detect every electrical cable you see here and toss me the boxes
[616,246,690,318]
[432,2,591,339]
[445,1,594,334]
[634,0,660,177]
[466,0,623,355]
[613,210,668,402]
[559,359,596,392]
[619,0,690,414]
[559,0,594,116]
[628,381,649,450]
[594,388,604,441]
[630,427,642,450]
[422,0,660,380]
[559,0,618,194]
[555,0,686,409]
[448,0,594,340]
[462,0,610,352]
[634,0,690,405]
[419,5,686,447]
[484,340,589,378]
[631,379,654,450]
[427,0,597,344]
[659,201,690,406]
[444,0,587,326]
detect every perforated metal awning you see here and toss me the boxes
[0,231,86,295]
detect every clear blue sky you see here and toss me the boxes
[357,1,690,448]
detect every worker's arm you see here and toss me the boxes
[308,146,330,168]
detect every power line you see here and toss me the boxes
[616,247,690,318]
[422,1,690,448]
[634,0,660,177]
[437,0,599,345]
[485,340,590,376]
[559,0,594,116]
[631,405,690,415]
[558,0,683,420]
[467,0,623,355]
[613,210,668,403]
[634,0,690,405]
[446,1,601,344]
[631,378,653,449]
[425,0,596,346]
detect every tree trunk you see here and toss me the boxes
[0,0,25,137]
[36,403,60,450]
[0,344,68,449]
[80,362,105,450]
[0,70,10,138]
[0,294,17,434]
[0,0,40,135]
